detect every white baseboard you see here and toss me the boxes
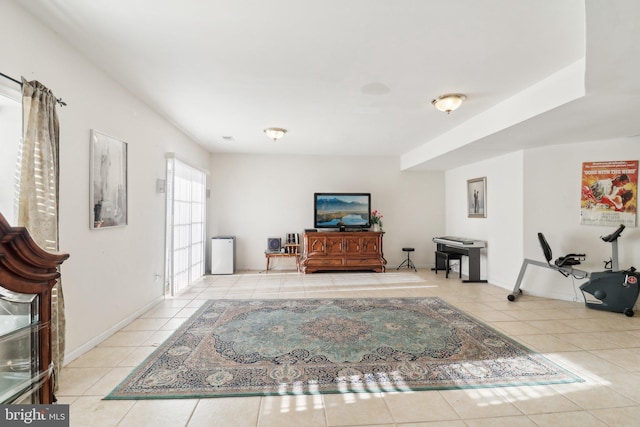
[63,295,165,366]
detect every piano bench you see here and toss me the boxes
[435,251,462,279]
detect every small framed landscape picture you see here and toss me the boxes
[90,129,128,229]
[467,177,487,218]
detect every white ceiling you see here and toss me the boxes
[16,1,640,170]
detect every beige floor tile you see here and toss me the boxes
[591,331,639,347]
[624,329,640,339]
[66,346,135,368]
[84,367,133,396]
[56,395,79,405]
[116,399,198,427]
[258,395,327,427]
[188,397,261,427]
[176,306,201,318]
[139,307,185,318]
[446,302,482,313]
[383,391,459,423]
[69,396,135,427]
[468,310,518,322]
[159,317,188,331]
[116,346,158,367]
[98,330,156,347]
[593,316,640,331]
[590,405,640,427]
[462,415,537,427]
[156,298,193,308]
[552,331,622,350]
[490,321,545,336]
[344,424,394,427]
[58,367,112,396]
[398,422,467,427]
[121,317,170,331]
[524,319,580,334]
[527,410,608,426]
[553,384,637,410]
[439,388,523,419]
[185,299,209,309]
[513,334,582,353]
[142,329,176,347]
[589,348,640,371]
[323,392,394,426]
[596,372,640,402]
[493,385,581,414]
[545,351,628,376]
[557,318,617,333]
[197,290,229,299]
[505,309,564,321]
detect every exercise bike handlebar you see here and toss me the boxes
[601,224,625,243]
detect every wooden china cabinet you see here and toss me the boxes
[301,231,386,273]
[0,212,69,404]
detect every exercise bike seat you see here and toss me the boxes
[537,233,585,269]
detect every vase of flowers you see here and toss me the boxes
[370,210,383,232]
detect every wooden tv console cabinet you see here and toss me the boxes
[301,231,386,273]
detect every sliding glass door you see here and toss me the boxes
[165,157,206,296]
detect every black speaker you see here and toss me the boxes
[267,237,281,252]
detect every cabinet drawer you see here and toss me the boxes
[344,258,380,266]
[306,258,344,266]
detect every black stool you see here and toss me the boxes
[397,247,417,271]
[434,250,462,278]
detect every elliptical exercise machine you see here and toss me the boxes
[508,224,639,317]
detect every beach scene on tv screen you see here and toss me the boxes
[316,195,369,226]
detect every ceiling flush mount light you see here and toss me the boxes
[264,127,287,141]
[431,94,466,114]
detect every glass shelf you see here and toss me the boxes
[0,287,39,404]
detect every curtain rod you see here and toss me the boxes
[0,71,67,107]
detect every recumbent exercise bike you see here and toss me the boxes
[508,224,639,317]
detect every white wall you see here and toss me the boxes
[445,151,525,287]
[521,137,640,301]
[1,2,210,361]
[208,154,445,271]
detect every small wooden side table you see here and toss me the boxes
[265,250,300,272]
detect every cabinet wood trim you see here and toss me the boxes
[0,212,69,404]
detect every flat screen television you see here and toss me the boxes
[314,193,371,230]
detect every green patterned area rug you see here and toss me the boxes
[106,298,581,399]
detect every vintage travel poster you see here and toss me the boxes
[580,160,638,226]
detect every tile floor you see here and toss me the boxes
[57,269,640,426]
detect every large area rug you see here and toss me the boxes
[106,297,581,399]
